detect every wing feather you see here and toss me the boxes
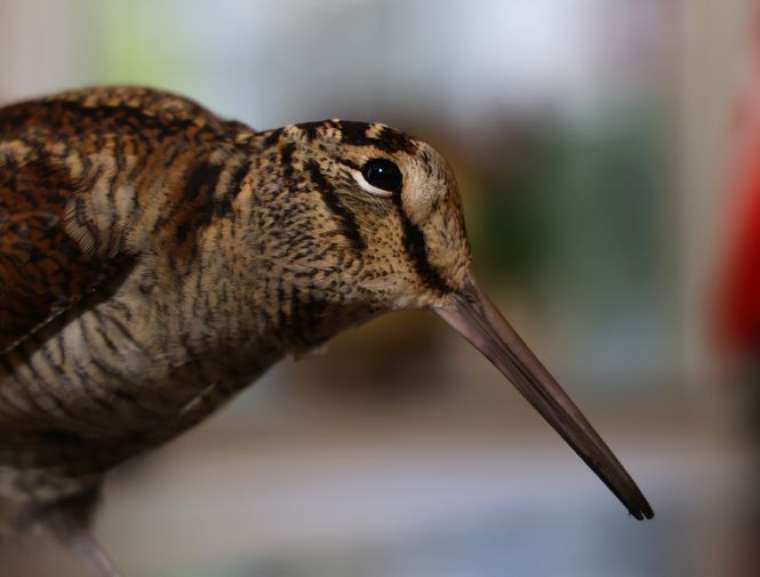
[0,151,111,353]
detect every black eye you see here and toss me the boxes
[361,158,403,192]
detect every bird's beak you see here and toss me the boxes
[435,279,654,520]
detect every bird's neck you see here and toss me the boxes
[138,247,380,386]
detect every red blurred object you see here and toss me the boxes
[717,150,760,354]
[716,20,760,355]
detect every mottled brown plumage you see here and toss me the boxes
[0,87,651,576]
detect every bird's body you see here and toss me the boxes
[0,86,463,503]
[0,87,650,576]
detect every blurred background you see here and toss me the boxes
[0,0,756,576]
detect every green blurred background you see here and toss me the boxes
[0,1,752,576]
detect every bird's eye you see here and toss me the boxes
[360,159,403,193]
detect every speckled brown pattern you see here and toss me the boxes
[0,86,471,505]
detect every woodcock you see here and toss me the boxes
[0,87,653,576]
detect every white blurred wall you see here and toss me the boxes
[0,0,85,100]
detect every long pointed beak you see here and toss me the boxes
[435,280,653,520]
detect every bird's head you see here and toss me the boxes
[253,120,653,520]
[255,120,470,311]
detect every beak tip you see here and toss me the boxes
[637,503,655,521]
[625,495,655,521]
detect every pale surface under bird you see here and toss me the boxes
[0,87,653,576]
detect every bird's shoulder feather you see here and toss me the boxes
[0,89,167,355]
[0,141,124,355]
[0,86,256,355]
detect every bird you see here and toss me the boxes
[0,86,653,576]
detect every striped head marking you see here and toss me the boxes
[263,120,471,310]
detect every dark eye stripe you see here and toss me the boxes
[390,194,452,295]
[305,160,365,251]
